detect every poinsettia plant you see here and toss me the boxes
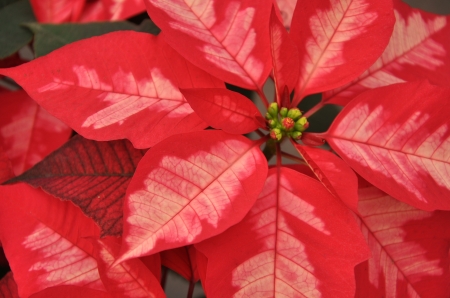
[0,0,450,297]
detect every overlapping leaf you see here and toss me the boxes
[293,143,359,212]
[30,0,84,23]
[160,246,199,282]
[145,0,273,89]
[324,0,450,105]
[290,0,395,102]
[118,130,268,262]
[0,184,106,297]
[325,81,450,211]
[195,168,369,297]
[0,32,223,148]
[0,273,19,298]
[354,186,450,297]
[101,0,145,20]
[181,88,263,134]
[95,237,165,298]
[275,0,297,29]
[0,90,72,176]
[8,135,145,237]
[0,146,14,184]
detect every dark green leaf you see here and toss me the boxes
[26,19,160,57]
[0,0,35,59]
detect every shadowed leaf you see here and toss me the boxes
[7,135,146,237]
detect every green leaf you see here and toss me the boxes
[0,0,35,59]
[26,19,160,57]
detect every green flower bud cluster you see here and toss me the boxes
[265,103,309,141]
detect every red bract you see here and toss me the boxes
[0,0,450,297]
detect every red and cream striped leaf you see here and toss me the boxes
[145,0,272,89]
[324,0,450,105]
[290,0,395,100]
[355,186,450,297]
[325,81,450,211]
[0,32,223,149]
[8,135,146,237]
[0,90,72,176]
[95,237,165,298]
[181,88,263,134]
[30,0,85,23]
[101,0,145,20]
[269,7,299,99]
[195,168,369,297]
[293,143,359,213]
[118,130,268,262]
[0,184,106,298]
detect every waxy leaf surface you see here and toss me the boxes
[145,0,272,89]
[160,246,199,282]
[181,88,262,134]
[0,32,222,148]
[0,90,72,176]
[324,0,450,105]
[8,135,145,237]
[0,184,106,297]
[325,81,450,211]
[119,130,268,262]
[290,0,395,100]
[30,0,84,23]
[101,0,145,20]
[293,143,359,212]
[196,168,369,297]
[96,237,165,298]
[0,273,19,298]
[269,7,299,99]
[355,186,450,297]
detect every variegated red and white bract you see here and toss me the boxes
[0,0,450,297]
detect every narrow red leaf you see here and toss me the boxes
[181,88,262,134]
[160,246,199,282]
[0,146,14,184]
[325,81,450,211]
[95,237,165,298]
[355,186,450,297]
[195,168,369,297]
[30,286,112,298]
[30,0,85,23]
[119,130,268,262]
[0,90,72,176]
[7,135,145,237]
[290,0,395,101]
[78,1,108,22]
[145,0,272,89]
[269,7,299,101]
[274,0,297,29]
[0,32,221,148]
[293,143,359,212]
[0,184,106,297]
[0,273,19,298]
[324,0,450,105]
[101,0,145,20]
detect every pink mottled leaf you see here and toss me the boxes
[101,0,145,20]
[0,184,106,298]
[0,273,19,298]
[355,186,450,297]
[181,88,263,134]
[145,0,272,89]
[0,32,222,148]
[274,0,297,29]
[195,168,369,297]
[290,0,395,102]
[160,246,199,282]
[324,0,450,106]
[269,7,299,100]
[293,143,359,213]
[0,90,72,176]
[30,0,85,23]
[95,237,165,298]
[118,130,268,262]
[325,81,450,211]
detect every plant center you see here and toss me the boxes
[265,103,309,141]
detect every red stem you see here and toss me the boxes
[304,101,324,118]
[186,280,195,298]
[256,88,269,107]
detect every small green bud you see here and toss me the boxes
[291,131,302,140]
[268,102,279,118]
[280,107,288,117]
[287,108,302,121]
[265,112,273,120]
[268,119,277,128]
[294,117,309,132]
[270,128,283,141]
